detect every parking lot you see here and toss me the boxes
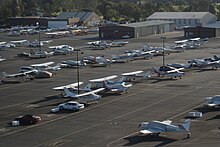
[0,31,220,147]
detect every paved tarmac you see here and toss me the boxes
[0,31,220,147]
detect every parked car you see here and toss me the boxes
[51,101,84,112]
[11,115,41,126]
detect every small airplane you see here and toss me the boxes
[89,75,132,94]
[125,49,155,60]
[112,53,134,63]
[1,70,36,82]
[110,41,128,47]
[204,95,220,108]
[30,61,61,71]
[45,31,71,38]
[87,41,111,49]
[152,66,184,79]
[53,82,93,96]
[49,45,74,55]
[63,87,105,103]
[10,40,29,46]
[53,82,84,91]
[138,119,191,137]
[188,58,220,69]
[60,60,86,68]
[121,70,151,82]
[143,44,173,55]
[29,50,53,59]
[83,56,111,67]
[166,63,193,70]
[28,39,43,47]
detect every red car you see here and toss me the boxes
[11,115,41,126]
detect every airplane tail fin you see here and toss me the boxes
[30,49,35,55]
[84,83,92,91]
[142,71,151,79]
[180,119,191,131]
[152,66,162,75]
[63,87,77,98]
[213,55,219,61]
[103,81,110,90]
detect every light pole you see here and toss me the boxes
[161,36,166,67]
[76,49,80,94]
[36,22,41,52]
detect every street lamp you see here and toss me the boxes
[75,49,84,94]
[161,36,166,67]
[36,22,41,52]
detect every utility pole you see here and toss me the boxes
[36,22,41,52]
[161,36,166,67]
[76,49,80,94]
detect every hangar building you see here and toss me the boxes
[184,21,220,38]
[99,20,175,39]
[147,12,216,29]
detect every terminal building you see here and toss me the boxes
[99,20,175,39]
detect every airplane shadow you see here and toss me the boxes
[123,134,177,147]
[206,114,220,121]
[149,78,178,84]
[193,68,218,73]
[30,95,63,105]
[193,106,220,115]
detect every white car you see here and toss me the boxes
[51,101,84,112]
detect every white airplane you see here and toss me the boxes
[60,60,86,68]
[29,50,53,59]
[143,44,173,55]
[121,70,151,82]
[166,63,193,69]
[63,87,105,103]
[112,53,134,63]
[204,95,220,108]
[138,119,191,137]
[28,39,44,47]
[110,41,128,47]
[87,41,102,47]
[189,58,220,69]
[89,75,132,94]
[152,66,184,79]
[53,82,84,91]
[46,31,71,38]
[87,41,111,49]
[30,61,61,71]
[125,49,155,60]
[1,70,36,82]
[49,45,74,55]
[10,40,29,46]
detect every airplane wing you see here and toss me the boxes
[140,128,161,134]
[121,71,143,76]
[53,82,84,90]
[89,75,118,82]
[0,42,7,45]
[162,120,172,125]
[31,62,55,67]
[76,88,104,97]
[167,67,185,73]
